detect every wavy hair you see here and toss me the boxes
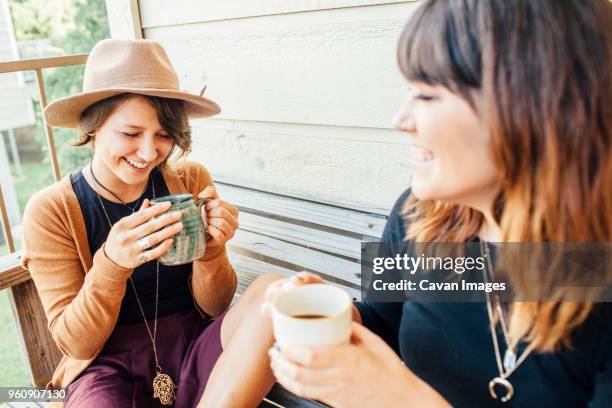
[75,93,192,169]
[398,0,611,351]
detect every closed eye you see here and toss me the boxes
[122,132,139,137]
[413,94,436,101]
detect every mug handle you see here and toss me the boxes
[194,198,213,241]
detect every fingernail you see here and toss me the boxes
[172,211,182,218]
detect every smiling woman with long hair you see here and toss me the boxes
[398,0,611,352]
[261,0,612,406]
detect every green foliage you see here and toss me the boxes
[59,0,110,54]
[7,0,74,40]
[8,0,108,51]
[9,0,110,173]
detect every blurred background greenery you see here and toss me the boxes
[1,0,110,387]
[8,0,110,175]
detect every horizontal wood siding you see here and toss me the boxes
[143,3,416,129]
[140,0,416,27]
[135,1,418,211]
[192,120,412,212]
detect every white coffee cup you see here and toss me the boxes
[272,283,353,348]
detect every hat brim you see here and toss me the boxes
[43,88,221,128]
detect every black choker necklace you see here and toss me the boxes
[89,162,150,213]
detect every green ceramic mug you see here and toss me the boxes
[150,194,209,266]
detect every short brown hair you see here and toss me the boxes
[74,93,192,168]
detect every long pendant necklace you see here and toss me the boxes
[481,241,535,402]
[90,165,176,406]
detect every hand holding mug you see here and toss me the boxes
[197,186,239,248]
[103,199,184,269]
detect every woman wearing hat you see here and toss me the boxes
[20,39,279,407]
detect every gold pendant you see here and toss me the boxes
[153,368,176,406]
[489,376,514,402]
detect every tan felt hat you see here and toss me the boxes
[43,39,221,128]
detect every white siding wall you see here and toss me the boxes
[113,0,420,212]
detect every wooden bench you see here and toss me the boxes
[0,181,387,407]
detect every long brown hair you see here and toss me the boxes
[398,0,611,351]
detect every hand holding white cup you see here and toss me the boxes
[262,272,353,348]
[273,284,353,348]
[261,271,324,317]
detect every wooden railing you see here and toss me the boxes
[0,55,88,387]
[0,54,87,255]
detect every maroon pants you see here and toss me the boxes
[65,309,225,407]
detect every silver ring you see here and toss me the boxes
[137,237,151,250]
[137,253,149,263]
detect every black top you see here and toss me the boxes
[71,167,196,324]
[355,189,612,407]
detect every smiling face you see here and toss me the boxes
[394,82,500,211]
[92,96,174,191]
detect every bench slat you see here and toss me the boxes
[238,212,363,260]
[265,384,328,408]
[230,230,361,286]
[217,183,386,238]
[230,252,298,279]
[231,252,360,299]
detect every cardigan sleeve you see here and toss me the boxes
[178,161,237,317]
[20,188,133,360]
